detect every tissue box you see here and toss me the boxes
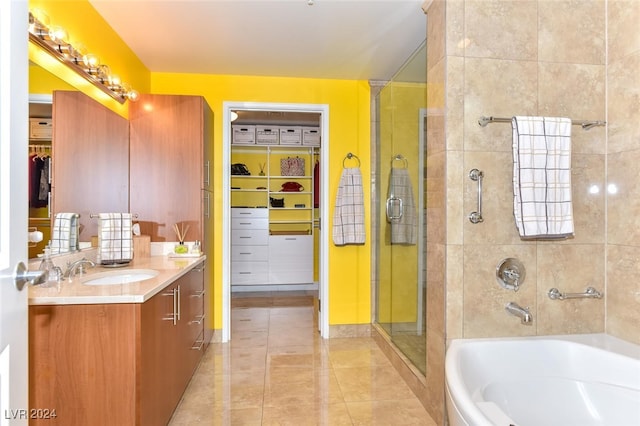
[133,235,151,259]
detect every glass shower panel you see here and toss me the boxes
[374,42,427,375]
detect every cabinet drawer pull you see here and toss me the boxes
[239,222,252,225]
[239,236,252,239]
[191,290,205,298]
[239,272,251,275]
[190,314,205,325]
[191,340,205,351]
[239,252,252,255]
[285,237,297,240]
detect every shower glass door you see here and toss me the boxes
[374,42,427,375]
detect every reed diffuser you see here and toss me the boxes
[173,223,190,254]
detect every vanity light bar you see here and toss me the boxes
[28,10,139,104]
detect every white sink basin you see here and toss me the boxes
[81,269,159,285]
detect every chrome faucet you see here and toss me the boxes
[64,258,96,280]
[505,302,533,325]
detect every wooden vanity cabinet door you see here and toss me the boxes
[129,94,204,243]
[52,91,129,240]
[140,283,180,426]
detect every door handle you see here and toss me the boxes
[386,197,403,221]
[13,262,47,291]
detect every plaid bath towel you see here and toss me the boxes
[333,167,365,245]
[512,116,574,239]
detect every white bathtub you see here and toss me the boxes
[445,334,640,426]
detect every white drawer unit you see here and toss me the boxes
[231,262,269,285]
[231,229,269,246]
[268,235,313,284]
[231,208,269,218]
[231,217,268,231]
[231,245,269,262]
[231,207,269,285]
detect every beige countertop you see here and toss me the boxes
[29,255,205,306]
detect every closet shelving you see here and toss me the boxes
[231,144,317,235]
[230,121,320,287]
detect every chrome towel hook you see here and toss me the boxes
[469,169,484,224]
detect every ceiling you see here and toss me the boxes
[89,0,427,82]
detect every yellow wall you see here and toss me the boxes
[26,0,373,330]
[28,0,150,117]
[150,73,372,328]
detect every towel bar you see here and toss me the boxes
[478,115,606,131]
[90,213,139,219]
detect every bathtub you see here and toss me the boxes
[445,334,640,426]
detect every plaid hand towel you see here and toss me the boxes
[333,167,365,245]
[97,213,134,265]
[50,213,79,254]
[512,116,574,239]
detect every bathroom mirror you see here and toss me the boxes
[28,63,130,259]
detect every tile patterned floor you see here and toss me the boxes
[169,297,437,425]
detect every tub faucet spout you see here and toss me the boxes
[505,302,533,325]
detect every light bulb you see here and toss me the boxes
[83,53,100,68]
[48,26,68,44]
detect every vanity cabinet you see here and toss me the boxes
[29,263,205,426]
[129,94,214,345]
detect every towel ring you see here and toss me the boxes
[392,154,408,168]
[343,152,361,168]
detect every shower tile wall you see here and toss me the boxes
[438,0,611,343]
[423,0,638,423]
[606,0,640,345]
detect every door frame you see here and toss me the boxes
[221,101,330,342]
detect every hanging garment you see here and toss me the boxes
[333,167,365,245]
[29,154,48,208]
[97,213,134,265]
[512,116,574,239]
[387,167,417,245]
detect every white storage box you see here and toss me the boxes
[29,118,52,140]
[279,126,302,145]
[302,127,320,147]
[256,126,280,145]
[232,125,256,145]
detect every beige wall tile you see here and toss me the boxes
[463,151,521,245]
[445,244,464,339]
[462,244,537,338]
[570,153,605,244]
[539,0,605,65]
[446,0,466,58]
[464,57,538,152]
[607,150,640,245]
[607,53,640,154]
[447,150,464,245]
[446,56,465,152]
[536,244,605,335]
[538,62,606,155]
[606,245,640,344]
[426,0,446,68]
[464,0,538,61]
[608,0,640,62]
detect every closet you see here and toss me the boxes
[229,110,321,290]
[28,107,52,259]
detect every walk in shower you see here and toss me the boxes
[372,41,427,374]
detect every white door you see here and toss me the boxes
[0,1,30,424]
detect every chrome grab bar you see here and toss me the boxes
[469,169,484,224]
[548,286,603,300]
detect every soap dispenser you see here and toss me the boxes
[38,244,61,286]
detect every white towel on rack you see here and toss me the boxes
[333,167,365,245]
[387,168,417,245]
[512,116,574,239]
[97,213,133,264]
[50,213,79,254]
